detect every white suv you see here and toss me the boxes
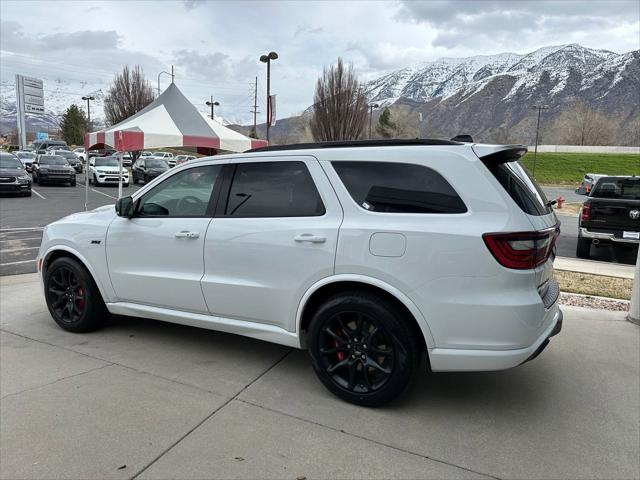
[38,140,562,406]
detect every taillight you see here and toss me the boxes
[483,228,560,270]
[581,202,591,222]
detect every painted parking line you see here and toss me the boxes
[31,188,46,199]
[91,188,118,200]
[0,259,36,266]
[0,246,41,254]
[0,227,45,232]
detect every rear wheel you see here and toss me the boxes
[307,291,420,407]
[576,235,591,258]
[44,257,109,332]
[93,173,98,186]
[24,190,32,197]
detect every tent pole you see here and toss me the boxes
[85,151,89,211]
[118,151,123,199]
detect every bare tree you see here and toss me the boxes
[560,103,615,146]
[104,65,155,126]
[309,58,368,141]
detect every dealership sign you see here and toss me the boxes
[15,74,45,149]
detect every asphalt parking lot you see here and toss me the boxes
[0,273,638,479]
[0,173,143,276]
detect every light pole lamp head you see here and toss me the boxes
[260,54,269,63]
[268,51,278,60]
[206,101,220,107]
[372,103,379,109]
[82,96,95,101]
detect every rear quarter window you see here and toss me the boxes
[488,162,551,216]
[332,161,467,214]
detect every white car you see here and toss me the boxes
[37,139,562,406]
[72,147,86,161]
[88,156,129,186]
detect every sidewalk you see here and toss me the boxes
[1,274,639,480]
[555,256,635,279]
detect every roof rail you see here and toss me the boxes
[245,138,463,153]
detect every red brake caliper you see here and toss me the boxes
[336,328,346,361]
[76,287,85,310]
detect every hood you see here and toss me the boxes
[51,203,116,225]
[0,168,27,176]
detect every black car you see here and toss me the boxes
[132,158,170,184]
[32,155,76,186]
[577,176,640,258]
[50,149,83,173]
[0,152,32,196]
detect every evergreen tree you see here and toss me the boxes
[376,108,396,138]
[60,104,88,146]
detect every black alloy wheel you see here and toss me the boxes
[318,311,395,394]
[45,257,109,332]
[308,292,420,407]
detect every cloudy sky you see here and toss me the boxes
[1,0,639,123]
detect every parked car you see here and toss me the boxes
[32,155,76,186]
[33,140,68,154]
[72,147,86,161]
[46,144,71,152]
[151,151,175,167]
[132,158,169,184]
[139,151,154,158]
[576,176,640,258]
[50,150,83,173]
[37,139,562,406]
[175,154,196,166]
[88,156,130,187]
[14,151,37,172]
[575,173,607,195]
[0,152,32,196]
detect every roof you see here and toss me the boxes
[246,138,462,153]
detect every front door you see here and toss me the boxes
[201,157,343,331]
[106,164,223,312]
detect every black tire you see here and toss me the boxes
[44,257,109,333]
[93,174,98,186]
[24,190,32,197]
[576,235,591,258]
[70,178,76,187]
[133,175,139,184]
[144,174,149,184]
[307,291,420,407]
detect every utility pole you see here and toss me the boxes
[368,103,379,139]
[250,76,259,137]
[82,95,94,212]
[531,105,549,179]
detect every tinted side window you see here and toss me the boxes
[139,165,221,217]
[225,161,325,217]
[332,161,467,214]
[489,162,550,216]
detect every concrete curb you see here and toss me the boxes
[555,256,635,279]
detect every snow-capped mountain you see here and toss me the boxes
[361,44,639,144]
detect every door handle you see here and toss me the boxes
[294,234,326,243]
[175,230,200,239]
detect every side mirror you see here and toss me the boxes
[115,196,135,218]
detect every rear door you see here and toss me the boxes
[201,156,343,331]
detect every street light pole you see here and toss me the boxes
[157,70,172,96]
[531,105,549,179]
[369,103,379,139]
[205,97,220,120]
[81,95,95,212]
[260,51,278,143]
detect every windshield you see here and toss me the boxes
[147,159,168,168]
[591,178,640,200]
[16,152,36,159]
[54,151,77,160]
[95,158,119,167]
[0,156,24,169]
[40,156,69,165]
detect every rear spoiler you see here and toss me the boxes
[472,145,528,166]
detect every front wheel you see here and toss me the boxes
[307,291,420,407]
[44,257,109,332]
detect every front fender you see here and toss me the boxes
[295,274,436,349]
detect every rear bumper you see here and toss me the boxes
[429,307,563,372]
[580,227,639,244]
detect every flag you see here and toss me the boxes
[268,95,277,126]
